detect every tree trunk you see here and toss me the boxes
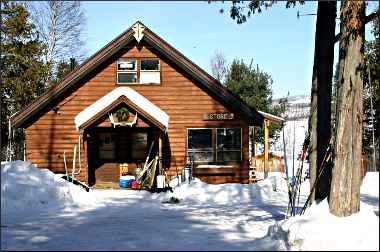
[329,0,365,217]
[309,1,337,202]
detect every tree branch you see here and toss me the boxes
[334,11,378,44]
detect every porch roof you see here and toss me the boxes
[74,87,169,131]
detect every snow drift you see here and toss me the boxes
[276,172,379,251]
[1,161,94,222]
[162,172,290,205]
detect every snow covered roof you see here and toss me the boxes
[74,87,169,131]
[258,110,285,123]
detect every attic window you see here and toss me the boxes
[117,58,160,84]
[140,59,160,84]
[117,59,137,83]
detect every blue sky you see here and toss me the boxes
[82,1,377,99]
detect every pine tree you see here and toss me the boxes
[329,0,366,217]
[52,58,79,85]
[363,14,379,167]
[0,1,46,159]
[224,59,284,145]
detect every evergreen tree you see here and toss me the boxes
[224,59,284,145]
[0,1,46,159]
[363,14,379,164]
[52,58,78,84]
[330,0,366,217]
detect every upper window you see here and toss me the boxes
[117,59,137,84]
[117,58,160,84]
[140,59,160,84]
[141,59,159,71]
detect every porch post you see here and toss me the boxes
[264,119,269,179]
[158,131,163,174]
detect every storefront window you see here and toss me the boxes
[216,128,242,161]
[187,128,242,162]
[187,129,213,161]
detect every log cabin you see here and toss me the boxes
[10,21,265,188]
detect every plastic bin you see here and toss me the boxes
[119,175,136,188]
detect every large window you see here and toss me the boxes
[117,58,160,84]
[187,129,213,161]
[187,128,242,162]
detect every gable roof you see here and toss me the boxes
[10,21,264,128]
[74,87,169,131]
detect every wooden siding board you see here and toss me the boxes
[24,44,250,184]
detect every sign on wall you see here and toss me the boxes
[203,113,234,121]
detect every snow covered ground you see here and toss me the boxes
[1,161,378,251]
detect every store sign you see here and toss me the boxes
[203,113,234,121]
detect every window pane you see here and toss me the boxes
[217,151,241,161]
[217,128,241,150]
[118,59,136,71]
[98,133,116,159]
[141,59,159,71]
[129,132,148,160]
[187,129,213,161]
[188,151,213,162]
[140,72,160,84]
[118,73,137,83]
[188,129,212,150]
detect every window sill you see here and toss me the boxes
[194,165,237,175]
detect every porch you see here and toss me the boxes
[74,87,169,190]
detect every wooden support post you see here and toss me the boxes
[158,131,163,175]
[264,119,269,179]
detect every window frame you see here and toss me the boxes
[139,58,161,84]
[186,127,243,163]
[116,58,138,84]
[186,128,214,162]
[215,128,242,162]
[116,58,161,85]
[97,132,117,161]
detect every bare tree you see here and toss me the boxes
[210,50,228,84]
[27,1,86,86]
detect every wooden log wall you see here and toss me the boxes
[25,41,250,184]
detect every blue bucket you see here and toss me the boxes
[119,179,130,188]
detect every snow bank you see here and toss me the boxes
[361,172,379,197]
[1,161,95,221]
[161,172,289,205]
[277,172,379,251]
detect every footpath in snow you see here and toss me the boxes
[1,161,379,251]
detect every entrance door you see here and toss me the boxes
[87,127,154,186]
